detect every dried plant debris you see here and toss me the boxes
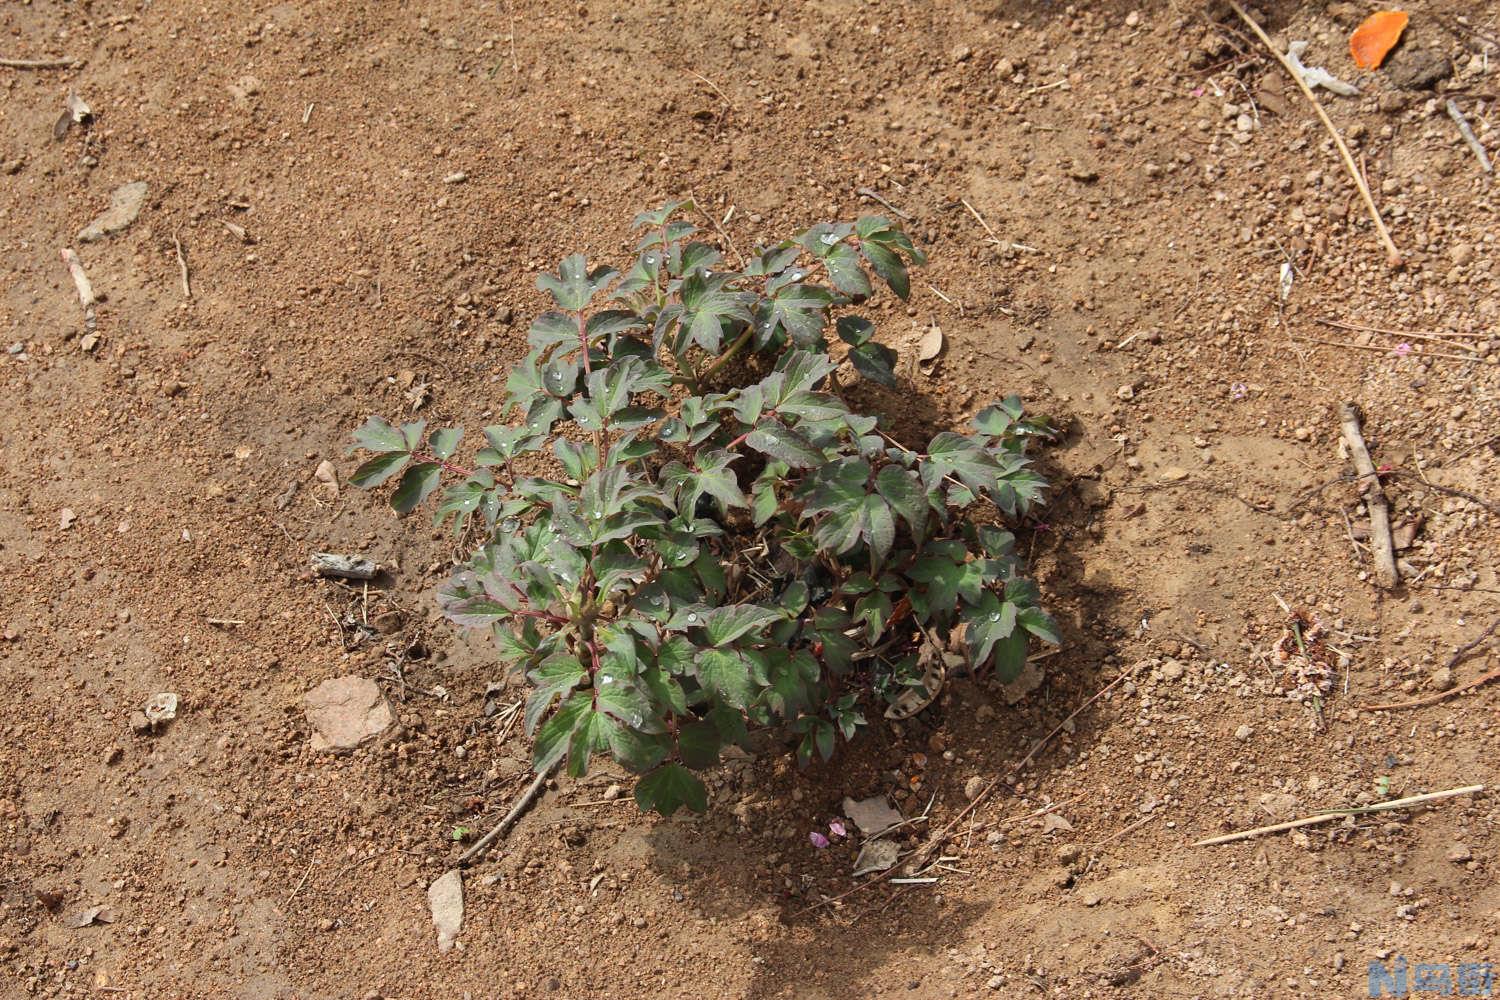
[1272,612,1341,702]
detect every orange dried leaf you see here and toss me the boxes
[1350,11,1409,70]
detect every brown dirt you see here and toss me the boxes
[3,2,1499,997]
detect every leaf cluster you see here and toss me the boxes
[351,205,1056,816]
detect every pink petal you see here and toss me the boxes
[828,820,847,838]
[809,832,830,849]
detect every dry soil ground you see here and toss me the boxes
[3,1,1499,998]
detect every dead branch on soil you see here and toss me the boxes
[1227,1,1401,268]
[1446,99,1494,174]
[854,186,911,220]
[1337,403,1399,589]
[1291,336,1481,363]
[1359,617,1500,712]
[457,761,561,866]
[1193,784,1485,846]
[0,56,80,69]
[172,231,191,299]
[59,248,97,333]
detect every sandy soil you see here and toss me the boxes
[3,1,1499,997]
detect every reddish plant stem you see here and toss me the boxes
[412,452,474,478]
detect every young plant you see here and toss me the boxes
[350,205,1056,816]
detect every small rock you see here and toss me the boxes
[1430,667,1454,692]
[1449,244,1475,267]
[428,870,463,954]
[602,783,622,801]
[78,181,149,243]
[951,44,972,63]
[1446,843,1472,864]
[1081,891,1102,907]
[1234,724,1254,743]
[1125,11,1140,27]
[1056,843,1081,864]
[442,171,468,184]
[59,508,77,530]
[128,711,151,735]
[963,776,988,802]
[1159,659,1185,681]
[1160,466,1189,483]
[305,676,393,751]
[1386,48,1451,90]
[994,57,1016,79]
[143,692,179,728]
[1115,384,1136,401]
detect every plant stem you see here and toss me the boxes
[698,326,755,383]
[414,452,474,477]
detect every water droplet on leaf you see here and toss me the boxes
[819,233,838,245]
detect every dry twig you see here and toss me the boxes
[1227,1,1401,267]
[1194,784,1485,846]
[0,56,79,69]
[1292,336,1480,363]
[172,231,191,299]
[59,248,97,333]
[1360,617,1500,711]
[457,761,561,865]
[854,186,911,220]
[1338,403,1398,589]
[1446,99,1494,174]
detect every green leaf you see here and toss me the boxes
[529,311,577,352]
[428,427,462,460]
[777,390,846,423]
[836,315,875,347]
[924,432,1002,494]
[532,689,593,772]
[875,464,927,539]
[860,241,909,299]
[990,630,1029,682]
[1017,606,1060,644]
[700,605,784,646]
[848,341,898,386]
[525,653,588,735]
[350,450,410,489]
[634,763,708,816]
[537,254,617,312]
[391,462,441,514]
[824,243,872,297]
[963,592,1018,667]
[696,648,759,709]
[766,283,834,347]
[746,420,823,469]
[677,721,722,769]
[352,415,407,454]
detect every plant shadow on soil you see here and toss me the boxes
[616,381,1129,998]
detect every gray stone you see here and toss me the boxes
[77,182,148,242]
[1386,48,1451,91]
[427,870,463,953]
[305,676,393,751]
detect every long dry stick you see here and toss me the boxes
[1228,1,1401,268]
[1360,617,1500,711]
[1293,336,1481,364]
[1314,317,1477,353]
[1446,99,1494,174]
[172,231,191,299]
[1194,784,1485,846]
[59,248,97,333]
[1317,316,1491,341]
[0,56,79,69]
[456,761,560,865]
[1338,403,1399,589]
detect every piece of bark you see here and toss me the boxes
[1338,403,1399,589]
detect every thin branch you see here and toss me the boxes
[1194,785,1485,846]
[0,56,80,69]
[854,187,912,220]
[1227,1,1401,268]
[1360,617,1500,711]
[456,761,561,865]
[1338,403,1398,589]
